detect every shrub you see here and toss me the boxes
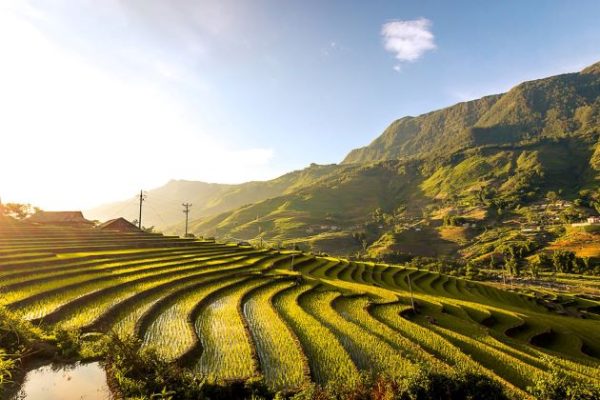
[529,361,600,400]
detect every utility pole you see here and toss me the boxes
[182,203,192,237]
[138,190,146,230]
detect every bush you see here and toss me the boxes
[103,336,511,400]
[529,361,600,400]
[290,370,509,400]
[53,328,81,359]
[104,334,270,400]
[0,306,46,396]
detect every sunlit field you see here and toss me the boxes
[1,222,599,398]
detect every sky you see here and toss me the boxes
[1,0,600,210]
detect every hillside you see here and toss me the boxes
[86,163,340,231]
[343,61,600,163]
[90,62,600,262]
[187,62,600,258]
[190,137,599,253]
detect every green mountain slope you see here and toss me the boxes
[343,62,600,164]
[190,136,598,252]
[189,62,600,257]
[91,62,600,260]
[86,163,339,230]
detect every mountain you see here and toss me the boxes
[86,163,340,231]
[343,61,600,163]
[190,136,598,250]
[187,62,600,256]
[90,61,600,259]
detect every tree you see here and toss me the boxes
[536,253,552,269]
[528,258,541,279]
[505,257,520,276]
[466,262,480,280]
[1,203,35,220]
[371,208,385,224]
[546,191,558,204]
[551,250,576,273]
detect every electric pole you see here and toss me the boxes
[182,203,192,237]
[138,190,146,230]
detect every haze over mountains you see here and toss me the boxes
[88,61,600,255]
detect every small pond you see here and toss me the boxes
[11,362,112,400]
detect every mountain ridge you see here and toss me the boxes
[89,61,600,260]
[343,63,600,164]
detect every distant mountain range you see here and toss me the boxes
[86,164,341,231]
[88,61,600,257]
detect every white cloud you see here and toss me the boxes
[381,18,436,67]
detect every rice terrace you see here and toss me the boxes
[1,218,599,399]
[2,1,600,399]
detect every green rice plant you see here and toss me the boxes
[272,283,359,385]
[97,254,290,336]
[426,312,546,389]
[0,247,244,286]
[194,278,270,380]
[368,302,528,398]
[332,295,447,370]
[56,259,267,330]
[298,287,420,380]
[337,262,357,282]
[0,252,241,304]
[306,259,342,278]
[323,259,349,279]
[242,280,309,391]
[10,254,262,320]
[141,275,249,360]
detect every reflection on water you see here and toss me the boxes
[12,362,112,400]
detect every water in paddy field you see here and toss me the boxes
[11,362,112,400]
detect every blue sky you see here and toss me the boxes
[1,0,600,209]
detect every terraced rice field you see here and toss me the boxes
[1,222,600,396]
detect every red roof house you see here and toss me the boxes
[97,217,141,232]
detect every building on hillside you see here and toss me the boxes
[588,216,600,225]
[97,217,141,232]
[521,224,541,234]
[572,216,600,227]
[27,211,94,228]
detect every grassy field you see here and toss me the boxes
[1,221,599,398]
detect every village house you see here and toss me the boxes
[521,224,541,234]
[97,217,141,233]
[27,211,94,228]
[571,216,600,227]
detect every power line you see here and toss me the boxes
[182,203,192,237]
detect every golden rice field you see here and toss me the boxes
[1,222,599,397]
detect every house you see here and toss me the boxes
[97,217,141,232]
[28,211,94,228]
[588,216,600,225]
[521,224,541,234]
[572,216,600,227]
